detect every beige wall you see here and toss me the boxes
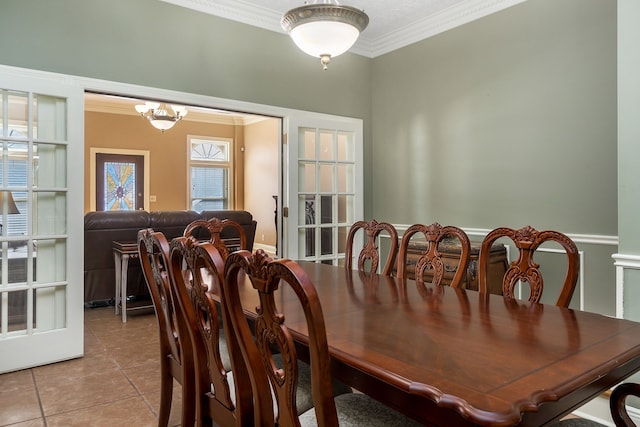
[84,111,240,213]
[244,119,280,249]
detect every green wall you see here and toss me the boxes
[371,0,616,234]
[0,0,616,235]
[0,0,622,313]
[0,0,374,214]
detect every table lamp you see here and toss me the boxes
[0,191,20,234]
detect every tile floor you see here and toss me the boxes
[0,306,183,427]
[0,305,586,427]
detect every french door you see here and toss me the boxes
[0,66,84,373]
[283,113,363,264]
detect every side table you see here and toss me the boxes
[113,240,152,323]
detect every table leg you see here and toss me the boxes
[114,251,122,316]
[121,253,130,323]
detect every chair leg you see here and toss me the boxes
[181,366,195,427]
[158,360,173,427]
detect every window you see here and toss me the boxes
[188,136,232,212]
[1,141,28,237]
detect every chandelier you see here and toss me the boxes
[134,102,188,132]
[281,1,369,70]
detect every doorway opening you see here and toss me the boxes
[84,92,281,256]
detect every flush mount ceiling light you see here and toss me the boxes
[134,102,188,132]
[281,1,369,70]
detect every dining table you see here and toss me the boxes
[233,260,640,426]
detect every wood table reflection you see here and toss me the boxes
[234,261,640,426]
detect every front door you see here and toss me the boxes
[0,66,84,373]
[95,153,145,211]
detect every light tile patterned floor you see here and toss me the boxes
[0,306,183,427]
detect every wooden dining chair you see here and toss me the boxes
[222,249,422,426]
[183,217,247,260]
[345,219,399,276]
[396,222,471,287]
[168,236,253,427]
[559,382,640,426]
[137,229,195,427]
[478,225,579,307]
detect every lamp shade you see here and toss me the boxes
[282,3,369,70]
[0,191,20,214]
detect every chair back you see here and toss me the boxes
[184,217,247,260]
[168,237,253,427]
[478,225,579,307]
[137,228,194,427]
[345,219,399,276]
[611,382,640,427]
[223,249,340,427]
[397,223,471,287]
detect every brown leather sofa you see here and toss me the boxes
[83,210,257,306]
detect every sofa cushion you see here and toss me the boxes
[84,210,150,230]
[149,210,202,239]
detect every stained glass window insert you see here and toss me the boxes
[104,161,136,211]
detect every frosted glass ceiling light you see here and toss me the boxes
[281,1,368,70]
[134,102,188,132]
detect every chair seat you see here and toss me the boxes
[218,327,232,372]
[287,356,352,415]
[224,356,353,416]
[298,392,422,426]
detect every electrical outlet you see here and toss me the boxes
[149,195,157,202]
[261,234,265,241]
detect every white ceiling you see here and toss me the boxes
[160,0,526,57]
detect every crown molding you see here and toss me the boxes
[159,0,527,58]
[369,0,528,57]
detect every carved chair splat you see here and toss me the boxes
[168,236,253,427]
[345,219,399,276]
[478,225,579,307]
[137,229,195,427]
[397,222,471,288]
[183,217,247,261]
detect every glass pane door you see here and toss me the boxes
[0,68,84,374]
[284,113,363,264]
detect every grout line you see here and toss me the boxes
[30,368,47,426]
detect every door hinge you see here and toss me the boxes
[283,207,289,217]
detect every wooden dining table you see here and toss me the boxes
[233,260,640,426]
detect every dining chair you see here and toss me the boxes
[222,248,422,426]
[183,217,247,260]
[137,229,195,427]
[396,222,471,287]
[183,216,247,368]
[559,382,640,426]
[168,236,253,427]
[345,219,399,276]
[478,225,579,307]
